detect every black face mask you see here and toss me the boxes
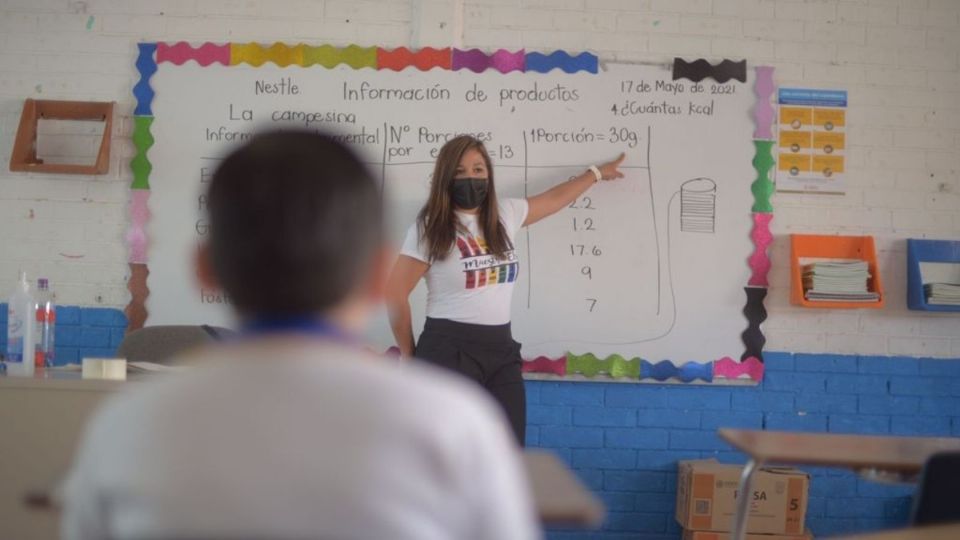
[451,177,488,210]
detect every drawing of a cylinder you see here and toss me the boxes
[680,178,716,233]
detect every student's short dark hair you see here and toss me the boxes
[206,130,382,317]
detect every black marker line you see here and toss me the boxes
[199,159,655,171]
[380,122,388,194]
[646,125,661,315]
[509,164,652,170]
[369,159,649,170]
[524,190,679,347]
[523,129,532,309]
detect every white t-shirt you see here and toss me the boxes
[60,337,540,540]
[401,198,529,326]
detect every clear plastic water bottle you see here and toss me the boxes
[5,271,36,377]
[35,278,56,368]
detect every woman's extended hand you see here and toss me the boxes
[598,153,626,181]
[524,152,629,227]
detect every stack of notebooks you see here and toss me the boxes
[802,259,880,303]
[924,282,960,305]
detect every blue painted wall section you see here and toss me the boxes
[0,303,127,364]
[532,351,959,540]
[1,304,954,539]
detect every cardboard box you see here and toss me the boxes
[682,530,814,540]
[676,460,809,535]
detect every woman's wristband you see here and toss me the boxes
[588,165,602,182]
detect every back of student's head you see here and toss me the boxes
[205,130,382,317]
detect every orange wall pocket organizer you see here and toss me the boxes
[790,233,884,309]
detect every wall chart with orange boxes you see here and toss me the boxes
[776,88,847,194]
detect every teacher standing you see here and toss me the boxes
[387,135,626,445]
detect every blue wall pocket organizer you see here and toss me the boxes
[907,238,960,312]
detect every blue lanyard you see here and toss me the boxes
[240,316,350,343]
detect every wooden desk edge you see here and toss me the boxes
[717,428,960,472]
[523,450,606,527]
[827,523,960,540]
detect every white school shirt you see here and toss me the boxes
[401,198,529,326]
[60,337,540,540]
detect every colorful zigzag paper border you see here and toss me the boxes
[751,140,775,213]
[672,58,747,83]
[567,353,641,379]
[147,42,600,74]
[726,64,776,380]
[133,43,157,116]
[303,44,377,69]
[641,360,713,383]
[525,50,597,74]
[127,190,151,264]
[522,356,567,376]
[521,354,715,383]
[130,116,154,190]
[156,41,230,66]
[753,66,776,139]
[748,212,773,287]
[128,43,159,334]
[378,47,451,71]
[740,287,768,361]
[714,356,764,381]
[452,48,525,73]
[231,42,304,67]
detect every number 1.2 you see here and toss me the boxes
[572,217,596,231]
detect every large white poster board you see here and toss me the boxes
[138,44,760,380]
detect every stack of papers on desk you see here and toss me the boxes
[47,361,189,374]
[924,282,960,305]
[127,361,190,373]
[802,260,880,302]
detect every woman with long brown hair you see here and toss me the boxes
[387,135,626,445]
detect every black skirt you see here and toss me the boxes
[415,317,526,446]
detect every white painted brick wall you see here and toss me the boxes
[0,0,957,357]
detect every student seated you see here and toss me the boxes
[60,131,540,540]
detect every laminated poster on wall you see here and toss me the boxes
[775,88,848,194]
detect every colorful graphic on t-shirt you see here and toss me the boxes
[455,234,519,290]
